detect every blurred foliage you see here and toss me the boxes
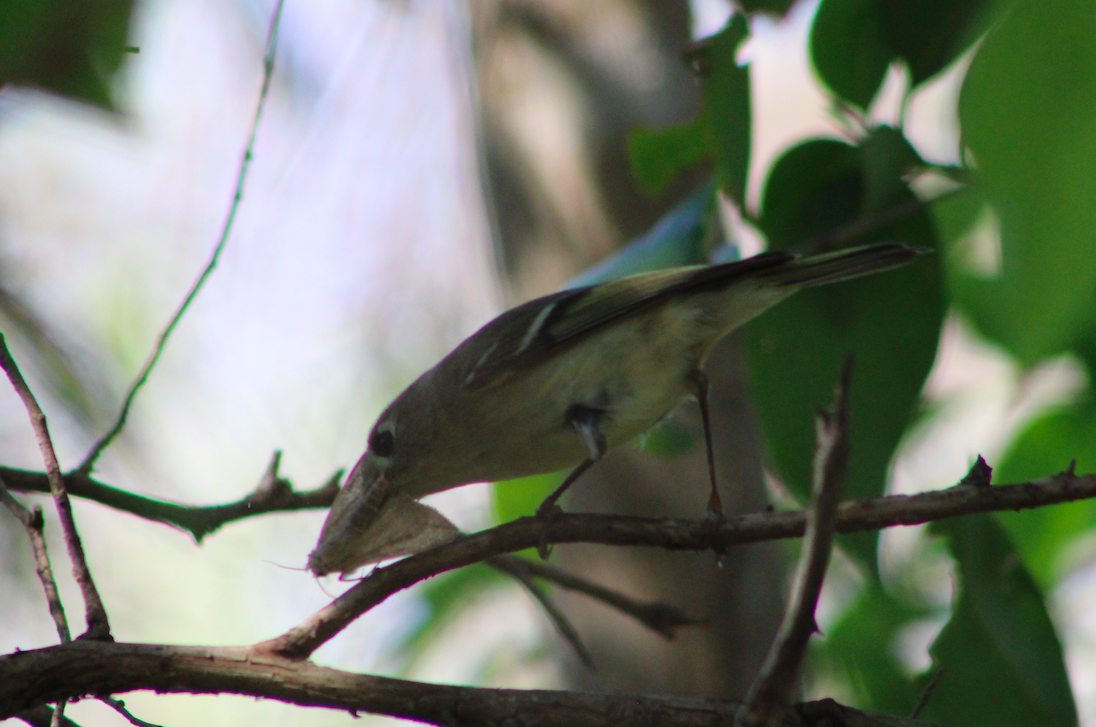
[810,0,1002,109]
[392,562,507,670]
[0,0,136,426]
[0,0,136,109]
[811,584,929,715]
[7,0,1096,723]
[621,2,1093,724]
[920,516,1077,726]
[747,134,945,572]
[629,15,751,205]
[957,0,1096,367]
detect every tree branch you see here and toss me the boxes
[257,465,1096,659]
[0,476,70,643]
[493,556,595,668]
[0,334,110,640]
[739,360,851,726]
[490,555,700,639]
[0,458,341,543]
[0,641,944,726]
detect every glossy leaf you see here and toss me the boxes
[748,138,944,570]
[810,0,892,110]
[697,13,752,207]
[994,397,1096,587]
[921,515,1078,727]
[877,0,999,86]
[958,0,1096,366]
[628,121,708,197]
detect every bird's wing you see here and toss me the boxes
[461,250,795,389]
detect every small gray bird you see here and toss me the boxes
[308,242,924,576]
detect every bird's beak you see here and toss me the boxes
[308,457,459,577]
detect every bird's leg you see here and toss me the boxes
[536,404,608,518]
[691,370,723,518]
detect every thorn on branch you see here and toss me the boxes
[959,455,992,488]
[100,696,164,727]
[253,451,286,496]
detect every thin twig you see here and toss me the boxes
[0,477,70,643]
[8,455,1093,561]
[738,360,852,726]
[49,703,65,727]
[1,462,342,543]
[15,704,82,727]
[494,556,595,668]
[909,668,946,719]
[99,697,164,727]
[0,334,110,639]
[490,554,699,639]
[77,0,287,475]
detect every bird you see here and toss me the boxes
[307,242,925,576]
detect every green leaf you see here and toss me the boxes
[921,515,1078,727]
[491,472,563,524]
[628,121,708,197]
[994,396,1096,586]
[748,138,945,571]
[697,13,752,207]
[0,0,137,109]
[876,0,1001,86]
[758,140,864,248]
[628,14,751,205]
[958,0,1096,365]
[813,584,927,715]
[859,126,924,213]
[810,0,893,110]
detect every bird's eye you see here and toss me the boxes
[369,429,395,458]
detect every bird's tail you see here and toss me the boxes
[759,242,928,289]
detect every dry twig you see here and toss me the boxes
[77,0,287,475]
[0,334,109,640]
[0,477,69,643]
[738,361,851,726]
[491,554,699,639]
